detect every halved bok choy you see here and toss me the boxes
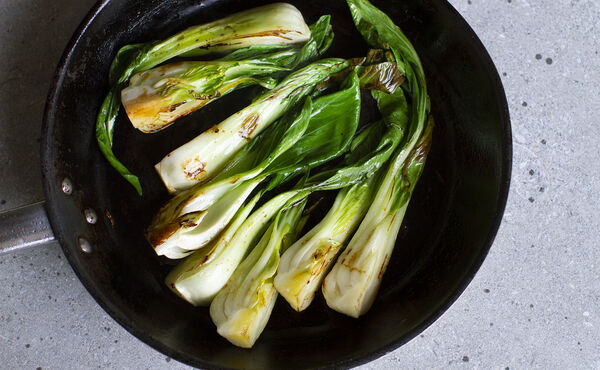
[322,119,433,318]
[273,81,411,311]
[209,198,308,348]
[121,16,334,133]
[274,180,373,312]
[154,58,350,193]
[320,0,432,318]
[96,2,312,194]
[165,189,306,307]
[164,190,296,306]
[164,89,405,307]
[148,72,362,259]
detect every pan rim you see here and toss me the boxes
[40,0,512,368]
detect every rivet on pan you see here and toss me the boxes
[61,178,73,195]
[84,208,98,224]
[78,237,92,254]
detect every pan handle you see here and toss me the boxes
[0,201,55,254]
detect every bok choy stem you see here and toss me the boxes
[165,189,304,306]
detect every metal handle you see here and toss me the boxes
[0,201,55,254]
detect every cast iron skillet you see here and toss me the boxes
[40,0,511,368]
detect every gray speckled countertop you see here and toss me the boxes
[1,0,599,368]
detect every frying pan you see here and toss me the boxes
[0,0,511,368]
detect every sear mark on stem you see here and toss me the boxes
[183,157,207,180]
[239,113,260,140]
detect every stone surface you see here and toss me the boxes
[1,0,599,368]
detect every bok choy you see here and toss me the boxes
[274,180,374,312]
[121,16,334,133]
[148,72,361,259]
[97,2,312,194]
[322,119,433,318]
[165,189,305,306]
[321,0,432,318]
[165,89,407,306]
[209,198,307,348]
[142,0,437,349]
[154,58,350,193]
[274,85,410,311]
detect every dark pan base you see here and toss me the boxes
[41,0,511,368]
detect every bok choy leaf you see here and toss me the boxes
[314,48,406,94]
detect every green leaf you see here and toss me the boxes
[371,84,410,131]
[347,0,432,212]
[94,86,142,194]
[286,15,334,67]
[390,115,434,211]
[347,0,430,142]
[354,62,404,93]
[302,86,408,192]
[314,48,405,94]
[108,43,146,85]
[265,71,361,177]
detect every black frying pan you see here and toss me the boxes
[4,0,511,368]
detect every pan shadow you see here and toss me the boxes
[0,0,97,211]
